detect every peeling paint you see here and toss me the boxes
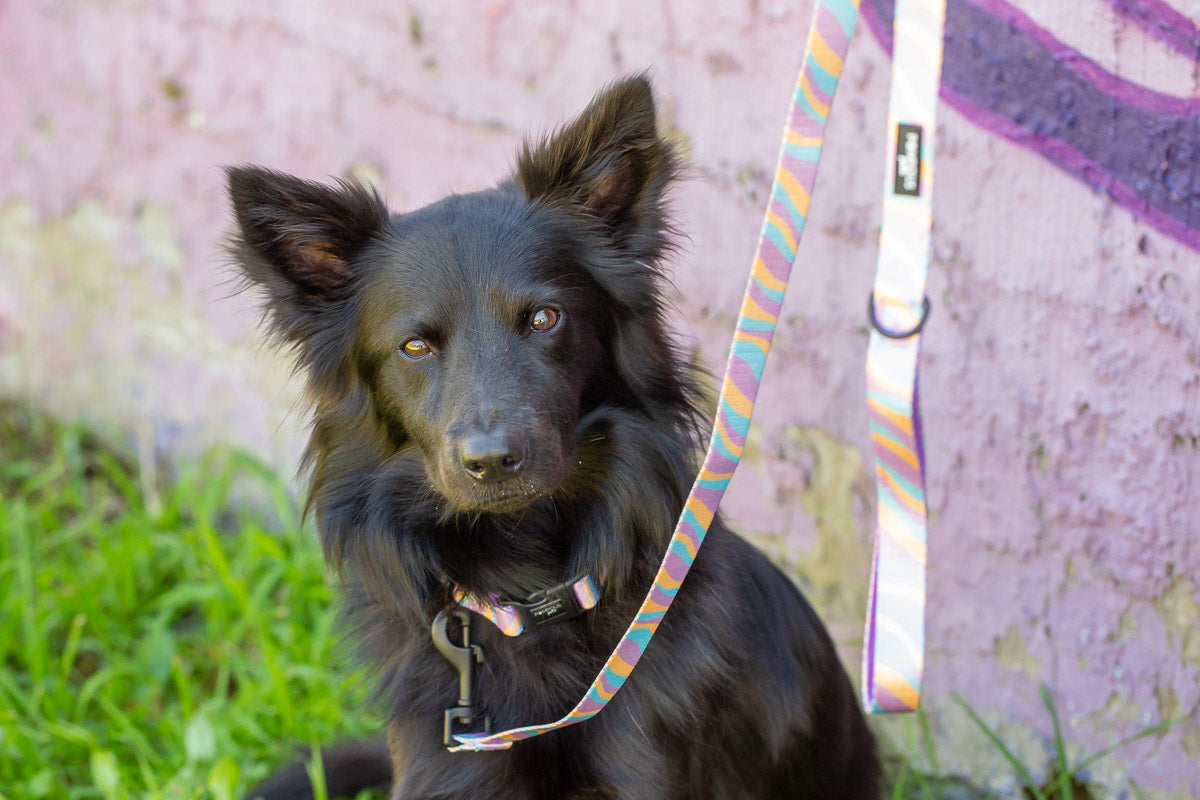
[733,423,871,651]
[135,203,183,272]
[994,625,1041,681]
[1089,691,1143,727]
[1154,578,1200,667]
[0,198,306,469]
[1158,790,1193,800]
[1183,724,1200,758]
[783,425,871,623]
[1156,685,1182,724]
[346,162,384,189]
[1109,606,1139,644]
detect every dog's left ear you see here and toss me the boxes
[515,75,675,257]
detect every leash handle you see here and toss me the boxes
[449,0,863,752]
[861,0,946,714]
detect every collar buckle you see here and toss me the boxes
[505,580,586,631]
[453,575,600,636]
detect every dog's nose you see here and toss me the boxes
[459,431,526,482]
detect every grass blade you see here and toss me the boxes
[952,694,1047,800]
[1039,685,1073,798]
[1074,707,1193,774]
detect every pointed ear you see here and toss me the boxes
[226,166,388,393]
[515,75,677,257]
[227,165,386,312]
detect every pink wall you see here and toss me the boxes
[2,2,1196,795]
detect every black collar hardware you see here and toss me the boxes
[431,608,490,747]
[450,574,600,636]
[501,579,590,631]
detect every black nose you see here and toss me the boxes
[459,431,526,482]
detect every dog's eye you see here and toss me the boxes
[530,307,561,332]
[401,338,432,359]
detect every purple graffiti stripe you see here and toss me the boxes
[1102,0,1200,61]
[864,0,1200,250]
[965,0,1198,114]
[865,0,1200,112]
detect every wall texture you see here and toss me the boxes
[1,1,1197,796]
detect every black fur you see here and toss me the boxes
[232,76,879,800]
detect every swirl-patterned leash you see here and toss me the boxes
[449,0,863,752]
[862,0,945,713]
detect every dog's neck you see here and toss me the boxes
[430,502,579,600]
[310,401,704,621]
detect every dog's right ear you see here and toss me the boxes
[227,166,387,321]
[227,166,388,392]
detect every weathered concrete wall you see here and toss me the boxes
[1,2,1196,795]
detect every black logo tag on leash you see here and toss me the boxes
[894,123,923,197]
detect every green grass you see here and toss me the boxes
[949,687,1187,800]
[880,687,1187,799]
[1,406,1186,800]
[0,406,382,799]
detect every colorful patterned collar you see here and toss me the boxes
[452,576,600,637]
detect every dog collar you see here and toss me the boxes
[452,576,599,637]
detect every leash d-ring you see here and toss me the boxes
[867,293,931,339]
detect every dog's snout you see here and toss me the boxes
[459,431,526,482]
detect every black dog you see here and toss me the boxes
[230,76,879,800]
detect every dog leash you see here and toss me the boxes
[448,0,865,752]
[861,0,945,714]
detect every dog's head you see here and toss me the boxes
[228,76,686,517]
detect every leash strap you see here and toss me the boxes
[449,0,862,751]
[861,0,945,713]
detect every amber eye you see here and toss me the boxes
[401,338,432,359]
[530,307,560,332]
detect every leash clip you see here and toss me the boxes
[431,608,490,748]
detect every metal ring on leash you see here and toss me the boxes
[867,293,931,340]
